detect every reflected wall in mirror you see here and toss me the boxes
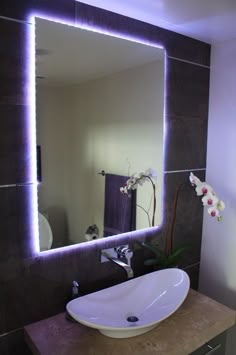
[36,18,165,251]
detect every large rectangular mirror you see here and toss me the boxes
[36,18,165,251]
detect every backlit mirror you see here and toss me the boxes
[36,18,165,251]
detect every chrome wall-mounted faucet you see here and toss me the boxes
[101,245,134,279]
[115,245,133,267]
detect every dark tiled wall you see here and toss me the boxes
[0,1,210,353]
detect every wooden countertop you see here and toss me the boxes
[25,289,235,355]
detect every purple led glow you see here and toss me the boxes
[29,12,164,50]
[27,16,40,253]
[38,225,161,258]
[28,12,167,255]
[161,53,168,225]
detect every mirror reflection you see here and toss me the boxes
[36,18,165,251]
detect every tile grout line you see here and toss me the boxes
[0,15,30,25]
[164,168,206,174]
[168,55,210,68]
[0,183,35,189]
[182,262,200,271]
[0,326,23,339]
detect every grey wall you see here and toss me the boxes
[0,1,210,353]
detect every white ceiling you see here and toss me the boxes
[77,0,236,44]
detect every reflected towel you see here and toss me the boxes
[103,174,136,237]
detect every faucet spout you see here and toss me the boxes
[101,250,134,279]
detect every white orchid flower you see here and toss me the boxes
[137,178,145,186]
[208,206,220,218]
[196,182,214,196]
[202,192,219,207]
[120,167,157,195]
[145,168,157,177]
[189,172,202,186]
[189,172,226,221]
[128,177,136,185]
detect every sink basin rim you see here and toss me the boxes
[66,268,190,337]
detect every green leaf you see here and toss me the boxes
[140,241,192,269]
[141,242,165,257]
[170,245,190,258]
[144,258,160,266]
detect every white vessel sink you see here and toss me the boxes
[66,268,190,338]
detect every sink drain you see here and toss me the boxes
[126,316,139,323]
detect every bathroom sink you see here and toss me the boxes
[66,268,190,338]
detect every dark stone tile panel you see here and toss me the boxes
[0,0,75,24]
[0,19,27,106]
[167,58,210,118]
[183,263,200,291]
[0,185,35,264]
[15,185,37,259]
[136,171,205,269]
[0,187,23,263]
[0,336,8,355]
[165,58,210,171]
[0,105,32,184]
[162,170,205,267]
[0,281,6,335]
[75,2,211,66]
[1,265,41,332]
[0,329,32,355]
[163,170,205,227]
[0,257,53,332]
[165,115,208,171]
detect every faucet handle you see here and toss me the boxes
[124,249,133,267]
[116,245,133,266]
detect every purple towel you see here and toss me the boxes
[103,174,136,237]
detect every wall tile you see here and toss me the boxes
[0,185,35,263]
[184,263,200,291]
[1,264,41,332]
[161,170,205,266]
[0,281,6,334]
[0,336,9,355]
[0,0,75,24]
[167,59,210,117]
[0,329,32,355]
[0,106,32,184]
[0,19,33,184]
[0,19,27,106]
[163,171,205,225]
[165,58,210,171]
[138,170,206,273]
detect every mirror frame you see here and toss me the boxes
[29,13,167,254]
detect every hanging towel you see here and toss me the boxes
[103,174,136,237]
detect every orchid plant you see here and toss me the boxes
[139,172,226,270]
[189,172,225,221]
[120,168,157,227]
